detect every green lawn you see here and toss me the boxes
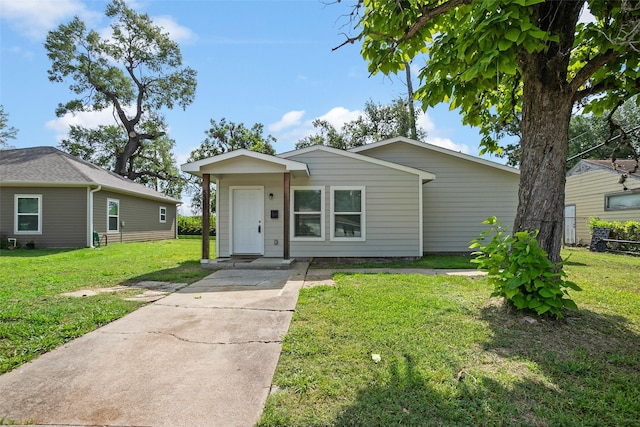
[259,248,640,426]
[0,238,213,374]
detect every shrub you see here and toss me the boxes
[588,218,640,252]
[470,217,581,319]
[178,215,216,236]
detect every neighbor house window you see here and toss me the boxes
[107,199,120,232]
[331,187,365,241]
[15,194,42,234]
[159,206,167,223]
[605,192,640,210]
[292,187,324,240]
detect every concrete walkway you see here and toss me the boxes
[0,264,482,426]
[0,263,308,427]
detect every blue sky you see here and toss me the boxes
[0,0,500,167]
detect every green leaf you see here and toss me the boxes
[505,28,520,42]
[498,38,512,51]
[562,299,578,310]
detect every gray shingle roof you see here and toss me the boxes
[0,146,180,204]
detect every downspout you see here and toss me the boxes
[88,185,101,248]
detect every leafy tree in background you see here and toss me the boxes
[499,96,640,167]
[60,116,184,198]
[45,0,197,180]
[185,118,277,214]
[342,0,640,262]
[0,105,18,149]
[296,97,427,149]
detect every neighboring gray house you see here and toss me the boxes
[565,159,640,245]
[0,146,180,248]
[181,136,520,262]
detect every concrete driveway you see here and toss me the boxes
[0,263,307,427]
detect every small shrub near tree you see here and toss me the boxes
[470,217,581,319]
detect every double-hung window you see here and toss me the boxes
[331,187,365,241]
[107,199,120,233]
[15,194,42,234]
[292,187,324,240]
[159,206,167,223]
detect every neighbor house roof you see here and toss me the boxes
[349,136,520,175]
[0,146,180,203]
[567,159,640,180]
[278,144,436,182]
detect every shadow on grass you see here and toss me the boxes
[476,303,640,425]
[332,353,560,426]
[122,260,213,286]
[332,306,640,426]
[0,248,81,258]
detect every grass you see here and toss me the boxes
[0,238,214,374]
[311,253,475,269]
[258,248,640,426]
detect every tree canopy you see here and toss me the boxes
[185,118,277,214]
[60,116,184,198]
[0,105,18,149]
[45,0,197,180]
[343,0,640,262]
[498,96,640,168]
[295,97,427,150]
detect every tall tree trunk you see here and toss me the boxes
[513,1,583,263]
[515,55,573,263]
[405,62,417,140]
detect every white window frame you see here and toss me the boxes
[330,186,366,242]
[107,198,120,233]
[291,186,325,241]
[159,206,167,223]
[605,191,640,211]
[14,194,42,234]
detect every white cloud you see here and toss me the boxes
[45,108,122,141]
[152,15,196,43]
[0,0,100,41]
[315,106,362,129]
[269,110,305,132]
[416,110,472,154]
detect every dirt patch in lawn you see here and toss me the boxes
[60,281,188,302]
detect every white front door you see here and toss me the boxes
[231,188,264,254]
[564,205,576,245]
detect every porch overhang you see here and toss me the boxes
[180,149,310,178]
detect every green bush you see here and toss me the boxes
[588,218,640,252]
[178,215,216,236]
[470,217,581,319]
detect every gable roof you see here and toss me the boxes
[0,146,180,203]
[349,136,520,175]
[567,159,640,180]
[278,144,436,182]
[181,148,310,177]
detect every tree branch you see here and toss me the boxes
[405,0,470,40]
[569,49,617,94]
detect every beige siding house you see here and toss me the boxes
[0,147,180,248]
[565,159,640,245]
[182,137,520,263]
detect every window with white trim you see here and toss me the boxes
[331,187,365,241]
[107,199,120,232]
[292,187,324,240]
[605,192,640,210]
[15,194,42,234]
[159,206,167,223]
